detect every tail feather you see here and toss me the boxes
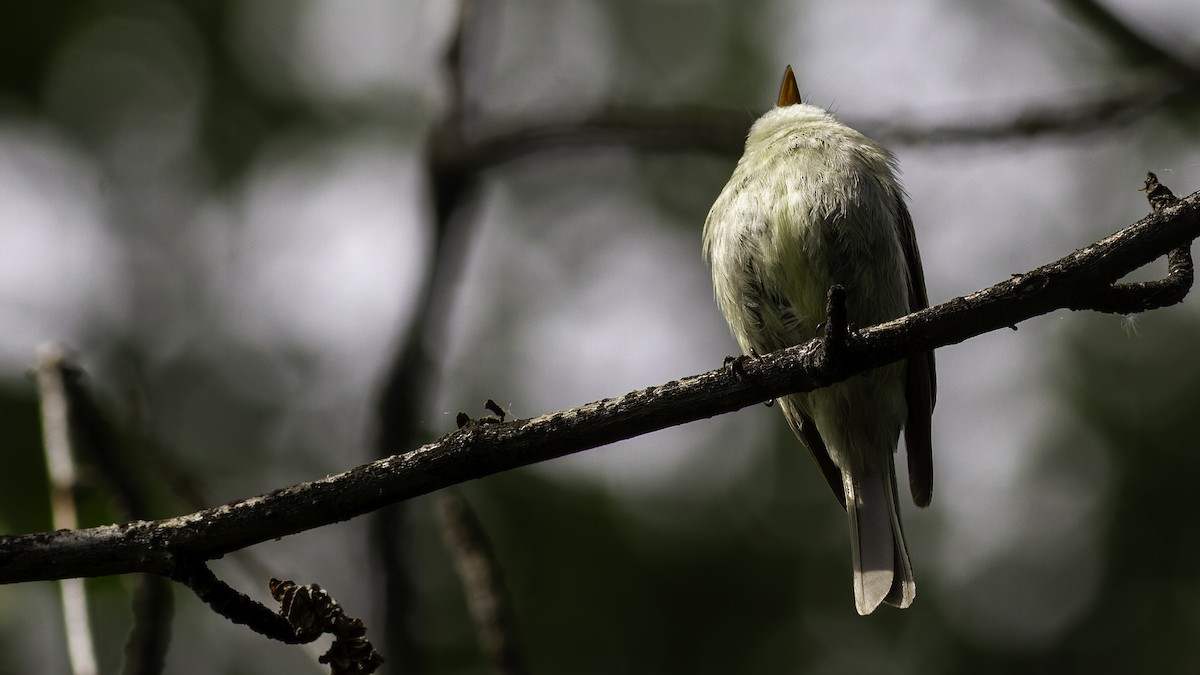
[845,468,915,615]
[884,466,916,609]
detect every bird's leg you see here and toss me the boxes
[723,349,776,406]
[818,285,850,372]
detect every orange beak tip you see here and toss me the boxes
[776,65,801,107]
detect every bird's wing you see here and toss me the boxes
[781,400,847,509]
[895,196,936,507]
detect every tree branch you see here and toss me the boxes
[35,344,99,675]
[370,0,487,667]
[1065,172,1192,313]
[460,77,1200,166]
[1047,0,1200,80]
[1,180,1197,587]
[46,345,175,675]
[459,4,1200,159]
[436,492,528,675]
[868,83,1195,146]
[169,562,301,644]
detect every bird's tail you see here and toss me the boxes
[844,465,915,615]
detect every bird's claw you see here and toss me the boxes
[724,348,764,378]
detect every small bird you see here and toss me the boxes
[703,65,936,615]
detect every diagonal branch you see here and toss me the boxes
[169,562,301,644]
[35,344,100,675]
[437,492,528,675]
[1047,0,1200,80]
[44,347,175,675]
[1,181,1197,587]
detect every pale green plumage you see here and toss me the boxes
[704,98,930,615]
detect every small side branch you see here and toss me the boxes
[1067,174,1193,313]
[170,562,300,644]
[170,563,384,672]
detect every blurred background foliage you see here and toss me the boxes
[1,0,1199,673]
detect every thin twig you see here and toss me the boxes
[50,354,175,675]
[170,562,300,643]
[2,181,1196,587]
[437,492,527,675]
[35,344,99,675]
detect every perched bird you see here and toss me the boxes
[703,65,936,615]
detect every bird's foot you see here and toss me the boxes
[723,348,761,378]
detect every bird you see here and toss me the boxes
[702,65,936,615]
